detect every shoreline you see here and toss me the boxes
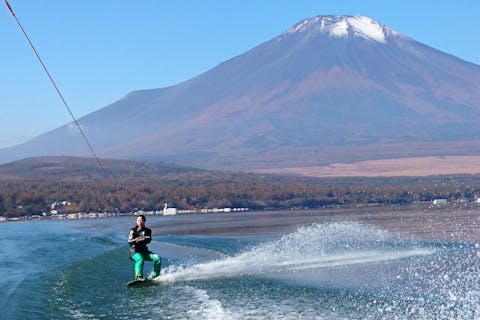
[149,205,480,244]
[3,204,480,244]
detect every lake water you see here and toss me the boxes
[1,209,479,319]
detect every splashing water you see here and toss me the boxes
[19,218,478,319]
[148,221,480,319]
[155,222,435,283]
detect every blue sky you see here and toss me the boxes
[1,0,479,148]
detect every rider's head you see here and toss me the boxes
[136,214,146,227]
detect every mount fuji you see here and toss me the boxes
[1,15,480,171]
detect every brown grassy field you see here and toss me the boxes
[254,155,480,178]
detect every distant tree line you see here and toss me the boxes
[1,174,479,218]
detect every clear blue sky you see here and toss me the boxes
[1,0,479,148]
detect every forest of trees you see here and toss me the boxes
[1,172,479,218]
[1,157,479,218]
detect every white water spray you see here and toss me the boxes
[155,222,435,283]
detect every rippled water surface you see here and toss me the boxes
[1,210,479,319]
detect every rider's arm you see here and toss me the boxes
[143,229,152,244]
[128,229,136,243]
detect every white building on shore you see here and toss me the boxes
[432,199,448,205]
[162,203,177,215]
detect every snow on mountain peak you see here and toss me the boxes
[284,15,398,43]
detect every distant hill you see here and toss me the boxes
[0,156,205,181]
[0,156,284,184]
[1,15,480,172]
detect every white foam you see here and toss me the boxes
[185,287,239,320]
[155,222,435,283]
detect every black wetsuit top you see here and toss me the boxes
[128,226,152,255]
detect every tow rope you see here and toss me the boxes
[4,0,107,175]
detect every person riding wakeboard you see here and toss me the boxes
[128,214,161,280]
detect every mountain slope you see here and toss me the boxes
[0,156,204,181]
[1,15,480,170]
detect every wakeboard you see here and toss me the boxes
[126,276,160,287]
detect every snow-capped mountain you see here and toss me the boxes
[1,15,480,170]
[282,15,398,42]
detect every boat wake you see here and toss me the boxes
[155,221,435,283]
